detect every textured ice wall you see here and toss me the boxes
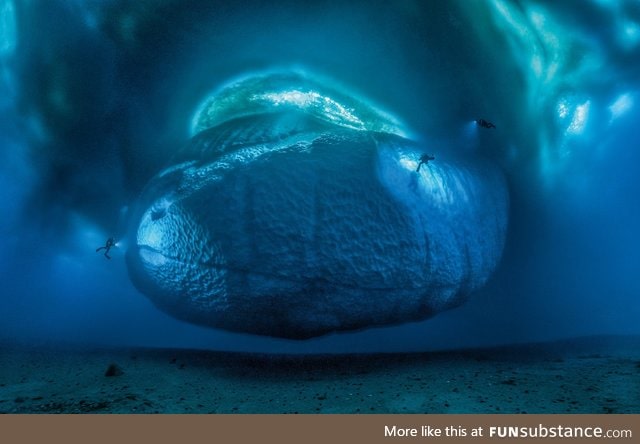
[126,73,509,338]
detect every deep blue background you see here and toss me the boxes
[1,0,639,352]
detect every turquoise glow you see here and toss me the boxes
[190,71,408,138]
[462,0,638,189]
[566,100,590,136]
[0,0,16,57]
[609,93,634,123]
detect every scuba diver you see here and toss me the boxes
[476,119,496,129]
[96,237,116,259]
[416,154,435,172]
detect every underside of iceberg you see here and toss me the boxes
[126,73,509,338]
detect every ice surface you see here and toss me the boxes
[126,74,508,338]
[190,72,407,138]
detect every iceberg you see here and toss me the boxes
[126,73,509,338]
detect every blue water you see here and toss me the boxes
[1,0,639,353]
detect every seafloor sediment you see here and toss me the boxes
[1,335,638,414]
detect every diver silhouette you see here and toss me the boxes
[476,119,496,129]
[96,237,116,259]
[416,154,435,172]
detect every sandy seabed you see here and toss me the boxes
[1,335,639,414]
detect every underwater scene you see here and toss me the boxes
[0,0,639,413]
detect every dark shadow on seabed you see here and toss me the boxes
[1,335,639,414]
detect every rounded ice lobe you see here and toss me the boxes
[126,73,509,339]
